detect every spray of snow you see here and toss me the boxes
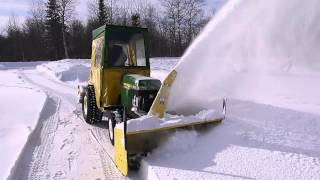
[167,0,320,114]
[142,1,320,179]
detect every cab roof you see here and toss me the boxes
[92,25,148,40]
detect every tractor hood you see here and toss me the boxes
[122,74,161,90]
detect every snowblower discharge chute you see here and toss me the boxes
[78,25,226,176]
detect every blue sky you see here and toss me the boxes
[0,0,226,32]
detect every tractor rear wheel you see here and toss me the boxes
[82,85,101,124]
[95,110,103,123]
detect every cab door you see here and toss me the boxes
[89,35,104,109]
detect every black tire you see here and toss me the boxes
[107,113,116,145]
[128,155,141,170]
[96,111,103,122]
[82,86,102,124]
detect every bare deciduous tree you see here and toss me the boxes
[162,0,208,55]
[0,0,211,61]
[57,0,76,59]
[30,0,46,21]
[162,0,185,55]
[88,0,114,25]
[184,0,205,44]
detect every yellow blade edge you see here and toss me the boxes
[125,118,223,155]
[148,70,177,118]
[114,126,128,176]
[127,118,223,135]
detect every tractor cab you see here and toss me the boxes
[87,25,161,120]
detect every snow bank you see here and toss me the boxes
[36,59,90,84]
[35,58,178,85]
[0,71,47,180]
[125,109,223,132]
[0,61,45,70]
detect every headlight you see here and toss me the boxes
[132,95,140,107]
[131,107,138,112]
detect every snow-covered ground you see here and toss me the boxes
[143,99,320,180]
[2,0,320,179]
[1,58,319,180]
[0,58,179,180]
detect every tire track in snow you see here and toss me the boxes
[28,97,61,180]
[8,95,61,180]
[73,108,128,180]
[89,131,126,180]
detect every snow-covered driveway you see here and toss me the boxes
[1,62,126,180]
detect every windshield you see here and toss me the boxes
[107,32,147,67]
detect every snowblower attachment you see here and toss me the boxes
[113,70,226,176]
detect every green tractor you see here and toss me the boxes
[78,25,225,176]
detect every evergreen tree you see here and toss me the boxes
[98,0,107,25]
[131,13,140,27]
[69,20,87,58]
[23,17,46,60]
[5,16,24,61]
[45,0,63,60]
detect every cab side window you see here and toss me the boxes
[93,36,104,68]
[107,32,146,67]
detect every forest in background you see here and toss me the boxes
[0,0,214,61]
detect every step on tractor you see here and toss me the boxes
[78,25,226,176]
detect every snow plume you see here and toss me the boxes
[167,0,320,114]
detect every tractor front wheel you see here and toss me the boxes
[82,86,101,124]
[108,113,116,145]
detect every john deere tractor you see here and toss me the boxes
[78,25,225,176]
[78,25,161,144]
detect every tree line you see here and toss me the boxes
[0,0,212,61]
